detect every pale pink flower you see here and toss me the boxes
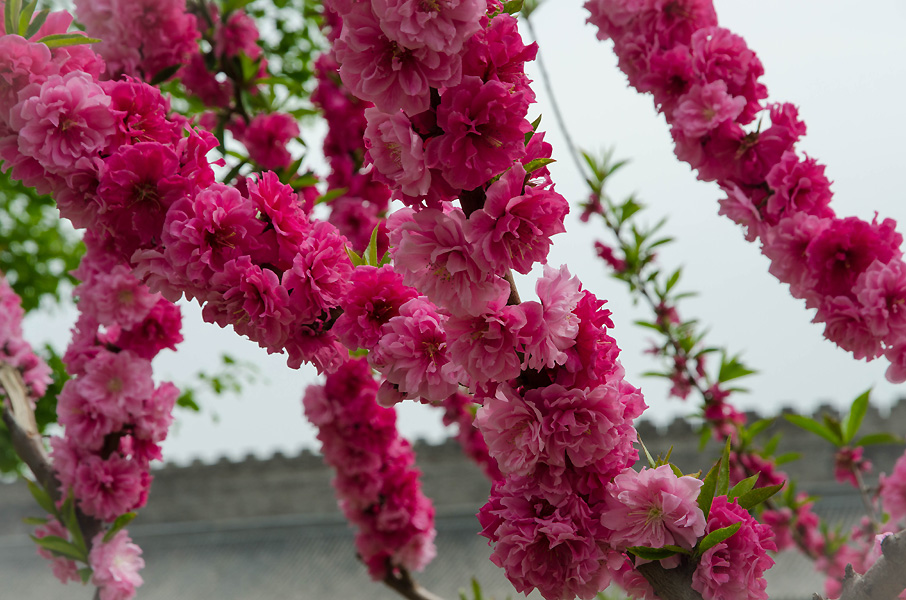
[600,465,706,554]
[77,350,154,420]
[9,72,115,175]
[880,451,906,524]
[89,530,144,600]
[371,0,484,53]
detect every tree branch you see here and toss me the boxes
[382,568,446,600]
[638,559,705,600]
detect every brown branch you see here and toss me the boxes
[638,558,705,600]
[836,529,906,600]
[0,363,103,549]
[382,568,446,600]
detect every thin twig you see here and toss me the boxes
[382,568,446,600]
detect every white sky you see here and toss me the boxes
[23,0,906,464]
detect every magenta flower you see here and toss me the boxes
[335,3,461,115]
[672,81,746,139]
[446,305,526,385]
[474,384,544,476]
[425,75,531,190]
[237,112,300,171]
[73,453,148,521]
[763,151,834,225]
[363,108,432,197]
[600,465,706,554]
[691,496,776,600]
[466,164,568,275]
[334,265,419,351]
[371,0,484,54]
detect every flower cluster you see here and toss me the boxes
[585,0,906,380]
[0,272,51,401]
[73,0,199,80]
[302,358,436,579]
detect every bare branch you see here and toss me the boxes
[837,529,906,600]
[382,568,446,600]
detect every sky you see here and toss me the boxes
[22,0,906,464]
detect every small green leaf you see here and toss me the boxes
[315,187,346,205]
[627,546,680,561]
[774,452,800,466]
[22,516,49,526]
[150,63,183,85]
[17,0,36,36]
[717,353,756,383]
[78,567,92,584]
[842,389,871,444]
[736,483,784,510]
[855,432,903,446]
[664,268,681,294]
[698,461,719,518]
[366,225,380,266]
[637,435,656,469]
[30,535,87,562]
[64,494,86,553]
[176,390,201,412]
[523,157,555,175]
[697,522,742,554]
[662,544,693,556]
[669,463,684,478]
[745,418,774,441]
[5,0,22,38]
[23,8,48,39]
[36,33,102,48]
[525,114,542,144]
[26,479,57,517]
[103,512,137,543]
[784,414,843,446]
[502,0,523,15]
[728,474,758,501]
[345,246,365,267]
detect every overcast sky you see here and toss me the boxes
[24,0,906,464]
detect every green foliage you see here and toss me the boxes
[0,171,83,313]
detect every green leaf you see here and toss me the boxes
[638,436,656,469]
[315,187,346,205]
[17,0,36,36]
[78,567,92,584]
[523,157,555,175]
[669,463,684,478]
[855,432,903,446]
[698,461,719,518]
[5,0,22,38]
[717,353,756,383]
[23,8,48,39]
[736,483,784,510]
[22,516,49,526]
[842,389,871,444]
[103,512,137,543]
[525,114,542,145]
[662,544,692,556]
[30,535,87,562]
[345,246,365,267]
[697,522,742,554]
[37,33,102,48]
[784,414,843,446]
[366,225,381,266]
[150,63,183,85]
[627,546,680,561]
[63,494,86,553]
[728,474,758,501]
[763,433,781,456]
[26,479,56,517]
[664,268,681,294]
[774,452,800,466]
[176,390,201,412]
[745,418,774,441]
[502,0,523,15]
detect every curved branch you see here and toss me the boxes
[382,568,446,600]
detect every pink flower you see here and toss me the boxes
[236,112,300,171]
[335,3,462,115]
[462,13,538,97]
[0,35,53,121]
[391,207,509,317]
[115,298,184,361]
[214,10,262,60]
[672,81,746,139]
[475,384,544,476]
[600,465,706,555]
[77,350,154,421]
[520,265,584,370]
[764,151,834,225]
[74,454,148,521]
[834,446,873,488]
[691,496,776,600]
[425,75,531,190]
[814,295,883,361]
[760,213,832,303]
[717,182,764,242]
[9,72,115,175]
[689,27,766,124]
[371,0,484,54]
[56,379,121,452]
[89,530,144,600]
[806,216,902,299]
[334,265,419,351]
[854,259,906,342]
[880,451,906,524]
[363,108,431,197]
[369,298,459,402]
[446,305,526,385]
[282,220,354,324]
[466,164,567,275]
[478,477,615,600]
[34,518,80,584]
